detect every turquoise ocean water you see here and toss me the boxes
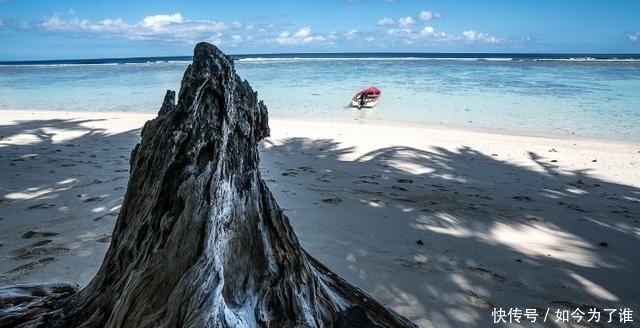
[1,53,639,142]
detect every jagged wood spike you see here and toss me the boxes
[0,42,416,328]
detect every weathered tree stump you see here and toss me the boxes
[0,42,416,328]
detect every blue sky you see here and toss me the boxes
[1,0,639,60]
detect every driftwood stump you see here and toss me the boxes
[0,42,416,328]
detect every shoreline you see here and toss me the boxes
[4,108,638,145]
[1,109,639,327]
[267,101,640,144]
[270,113,640,148]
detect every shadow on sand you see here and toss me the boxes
[1,118,638,327]
[0,117,141,286]
[260,137,639,327]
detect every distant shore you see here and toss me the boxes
[1,109,639,327]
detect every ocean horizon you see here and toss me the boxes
[1,52,639,142]
[2,52,640,66]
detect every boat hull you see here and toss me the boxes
[351,86,382,108]
[350,99,379,108]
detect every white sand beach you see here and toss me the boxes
[1,110,638,327]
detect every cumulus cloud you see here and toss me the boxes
[398,16,415,27]
[386,24,499,45]
[345,29,358,40]
[420,26,449,40]
[257,23,274,33]
[628,31,640,42]
[387,28,413,37]
[33,10,504,50]
[41,15,130,35]
[379,10,439,28]
[461,30,502,43]
[275,26,326,45]
[420,26,435,36]
[293,26,311,38]
[376,10,497,45]
[229,34,242,45]
[40,13,231,44]
[418,11,441,21]
[141,13,183,29]
[231,21,242,29]
[377,17,395,26]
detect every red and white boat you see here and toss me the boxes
[351,86,382,108]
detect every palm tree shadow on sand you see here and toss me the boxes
[0,117,142,286]
[260,137,639,327]
[1,117,638,327]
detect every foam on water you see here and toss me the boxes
[1,54,638,142]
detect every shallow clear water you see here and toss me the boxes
[0,62,185,112]
[1,54,639,141]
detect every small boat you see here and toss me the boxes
[351,86,382,108]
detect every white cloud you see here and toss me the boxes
[275,26,326,45]
[387,24,500,45]
[377,17,395,26]
[628,31,640,42]
[345,29,358,40]
[419,10,441,21]
[41,15,69,31]
[462,30,479,40]
[387,28,412,37]
[229,34,243,45]
[293,26,311,38]
[462,30,502,43]
[421,26,435,36]
[42,15,102,33]
[387,27,421,44]
[398,16,415,27]
[141,13,183,30]
[380,10,439,28]
[257,23,278,34]
[41,13,232,44]
[419,26,449,40]
[33,11,506,50]
[377,10,501,45]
